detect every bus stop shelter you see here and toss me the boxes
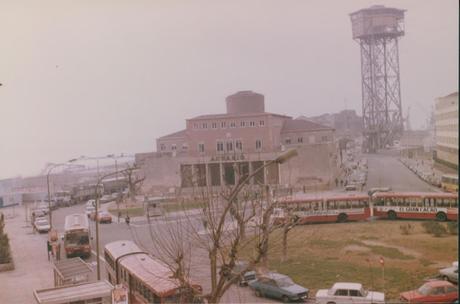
[34,280,113,304]
[53,257,93,287]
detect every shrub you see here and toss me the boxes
[421,221,447,237]
[447,221,458,235]
[0,213,11,264]
[399,223,414,235]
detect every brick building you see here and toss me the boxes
[137,91,340,191]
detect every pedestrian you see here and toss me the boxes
[46,240,52,261]
[125,214,130,226]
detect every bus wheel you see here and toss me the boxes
[436,212,447,222]
[337,213,348,223]
[388,210,397,220]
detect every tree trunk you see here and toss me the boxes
[282,227,288,262]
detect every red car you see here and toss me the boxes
[400,280,458,303]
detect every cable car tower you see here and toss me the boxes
[350,5,406,153]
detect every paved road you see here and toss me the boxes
[365,150,440,192]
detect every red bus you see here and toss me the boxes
[63,214,91,258]
[273,194,371,224]
[104,240,202,303]
[372,192,458,221]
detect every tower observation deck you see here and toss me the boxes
[350,5,406,152]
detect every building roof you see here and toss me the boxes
[157,129,187,140]
[189,112,291,121]
[53,257,93,281]
[104,240,145,261]
[119,253,180,296]
[34,280,112,304]
[281,119,334,133]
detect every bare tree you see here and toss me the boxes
[122,164,145,199]
[135,150,298,303]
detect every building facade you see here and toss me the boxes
[434,92,458,169]
[138,91,340,191]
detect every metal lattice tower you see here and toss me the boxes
[350,5,406,153]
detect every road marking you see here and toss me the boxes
[91,250,106,263]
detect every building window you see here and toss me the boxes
[217,141,224,152]
[202,122,207,129]
[259,120,265,127]
[226,140,233,152]
[182,143,188,150]
[240,121,246,127]
[221,121,227,128]
[171,144,177,151]
[322,136,328,142]
[235,140,243,151]
[298,137,303,143]
[256,139,262,150]
[211,122,217,129]
[309,136,315,144]
[230,121,236,128]
[160,144,166,151]
[250,121,255,127]
[285,138,291,145]
[198,143,205,153]
[193,123,198,129]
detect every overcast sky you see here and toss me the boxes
[0,0,457,179]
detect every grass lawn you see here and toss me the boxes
[240,220,458,301]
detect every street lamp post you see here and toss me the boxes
[94,167,131,280]
[46,159,78,228]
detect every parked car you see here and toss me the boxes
[316,282,385,304]
[400,280,458,303]
[227,261,256,286]
[439,262,458,284]
[345,184,358,191]
[248,272,308,302]
[96,211,112,224]
[34,218,51,233]
[100,195,113,204]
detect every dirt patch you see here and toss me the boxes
[343,245,371,253]
[361,239,422,258]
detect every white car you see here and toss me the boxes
[34,218,51,233]
[316,282,385,304]
[85,205,96,218]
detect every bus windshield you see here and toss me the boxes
[65,231,89,246]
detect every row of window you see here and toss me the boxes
[282,200,369,211]
[437,136,458,146]
[160,139,263,153]
[435,124,458,132]
[283,135,330,145]
[193,120,265,130]
[374,197,457,208]
[435,111,458,121]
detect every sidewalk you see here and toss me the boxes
[0,206,55,304]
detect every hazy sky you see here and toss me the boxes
[0,0,457,179]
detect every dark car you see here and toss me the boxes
[249,272,308,302]
[400,280,458,303]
